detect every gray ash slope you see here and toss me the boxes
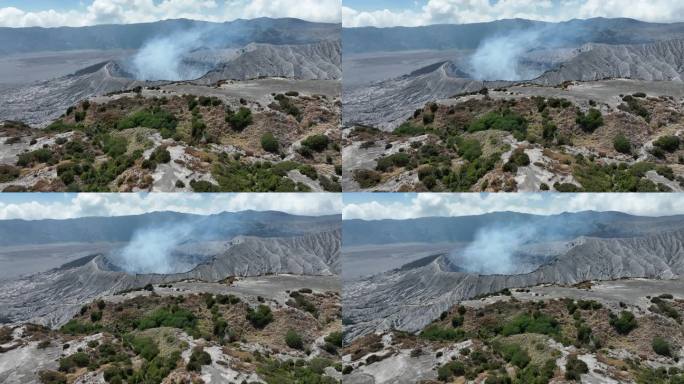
[533,39,684,84]
[343,61,508,130]
[0,211,340,328]
[197,40,341,84]
[0,18,341,127]
[343,212,684,341]
[343,18,684,130]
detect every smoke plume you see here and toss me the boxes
[453,224,539,275]
[468,28,544,81]
[130,26,222,81]
[115,223,195,274]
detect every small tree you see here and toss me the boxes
[285,329,304,350]
[227,107,253,131]
[301,134,330,152]
[246,305,273,329]
[652,337,672,357]
[613,133,631,154]
[609,311,638,335]
[576,108,604,132]
[186,346,211,372]
[565,355,588,380]
[260,132,279,153]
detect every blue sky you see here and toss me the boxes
[0,193,342,220]
[343,193,684,220]
[0,0,81,11]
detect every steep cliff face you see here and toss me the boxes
[183,229,341,280]
[197,40,342,83]
[534,39,684,85]
[344,229,684,341]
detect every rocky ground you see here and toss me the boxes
[0,79,341,192]
[343,81,684,192]
[0,278,342,384]
[342,278,684,384]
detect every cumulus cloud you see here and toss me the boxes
[343,193,684,220]
[0,193,342,220]
[343,0,684,27]
[0,0,340,27]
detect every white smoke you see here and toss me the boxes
[468,28,544,81]
[115,223,194,274]
[454,225,538,275]
[130,27,217,81]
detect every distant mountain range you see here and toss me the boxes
[0,17,340,55]
[343,17,684,53]
[343,211,684,246]
[0,210,341,246]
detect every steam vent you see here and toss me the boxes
[2,1,684,384]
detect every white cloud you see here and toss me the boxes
[343,0,684,27]
[0,0,340,27]
[343,193,684,220]
[0,193,342,220]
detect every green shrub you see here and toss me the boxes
[437,361,465,381]
[613,134,632,154]
[457,138,482,161]
[468,109,527,139]
[137,306,197,331]
[60,320,101,335]
[150,146,171,165]
[653,135,680,152]
[353,169,381,188]
[102,135,128,158]
[186,347,211,372]
[273,94,301,120]
[443,154,499,192]
[247,305,273,329]
[565,355,588,380]
[656,165,675,180]
[285,329,304,350]
[190,179,220,192]
[609,311,638,335]
[90,311,102,322]
[227,107,253,131]
[652,337,672,357]
[394,123,425,136]
[0,165,20,182]
[501,312,560,336]
[422,112,434,125]
[117,108,177,138]
[301,134,330,152]
[576,108,604,132]
[650,298,681,322]
[59,352,90,372]
[498,343,530,368]
[324,332,343,348]
[509,148,530,166]
[261,132,279,153]
[129,350,180,383]
[451,315,464,328]
[130,336,159,361]
[17,148,54,166]
[517,360,556,384]
[39,370,67,384]
[420,324,466,341]
[376,152,410,172]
